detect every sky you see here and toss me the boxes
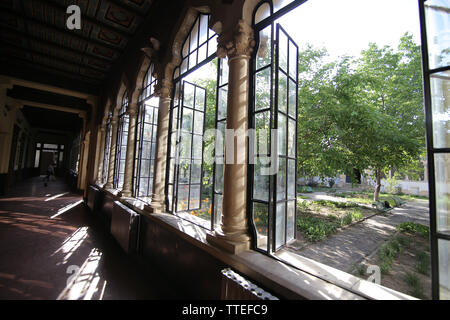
[276,0,422,60]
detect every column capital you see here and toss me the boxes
[155,78,173,100]
[217,20,255,59]
[127,102,139,117]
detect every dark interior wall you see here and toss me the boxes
[139,215,227,299]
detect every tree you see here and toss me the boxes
[297,34,425,201]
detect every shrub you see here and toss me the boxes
[297,215,338,242]
[415,251,430,275]
[397,222,430,238]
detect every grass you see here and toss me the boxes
[330,190,427,207]
[404,272,426,299]
[415,251,430,275]
[397,222,430,238]
[296,215,339,242]
[377,236,407,274]
[296,203,365,242]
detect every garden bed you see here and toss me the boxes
[352,222,431,299]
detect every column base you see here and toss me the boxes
[206,231,250,254]
[144,200,164,214]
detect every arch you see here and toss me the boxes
[101,98,112,126]
[114,79,128,116]
[243,0,267,26]
[163,6,211,82]
[130,54,152,104]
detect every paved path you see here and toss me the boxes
[292,193,429,273]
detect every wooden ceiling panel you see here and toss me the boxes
[0,0,156,91]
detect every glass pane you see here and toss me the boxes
[178,159,190,184]
[273,0,295,13]
[199,14,208,44]
[177,184,189,211]
[195,88,205,110]
[184,83,195,107]
[277,158,286,200]
[194,111,204,134]
[219,58,229,86]
[190,185,201,210]
[254,158,270,201]
[439,239,450,299]
[286,200,295,243]
[425,0,450,69]
[435,153,450,233]
[218,87,228,119]
[255,67,271,111]
[141,159,150,176]
[214,194,223,228]
[288,118,296,157]
[288,78,296,118]
[254,203,269,251]
[215,163,224,193]
[257,25,272,70]
[145,106,154,123]
[255,2,271,24]
[182,109,193,132]
[288,159,296,199]
[139,178,148,197]
[289,40,297,79]
[275,202,286,249]
[180,134,192,159]
[192,135,203,159]
[198,43,207,62]
[181,58,188,74]
[431,71,450,148]
[189,52,197,69]
[208,35,217,57]
[278,113,287,156]
[190,19,199,53]
[34,150,40,168]
[278,30,288,72]
[191,160,202,183]
[43,144,58,149]
[255,111,270,155]
[278,71,287,113]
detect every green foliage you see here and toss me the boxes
[297,34,425,200]
[378,237,403,274]
[397,222,430,238]
[415,251,430,276]
[298,186,313,193]
[296,215,338,242]
[404,272,425,299]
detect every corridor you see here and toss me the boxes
[0,176,175,300]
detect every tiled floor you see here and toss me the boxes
[0,176,176,300]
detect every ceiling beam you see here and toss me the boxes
[1,54,104,82]
[3,7,123,53]
[0,27,114,64]
[2,41,109,73]
[14,99,87,118]
[0,75,97,101]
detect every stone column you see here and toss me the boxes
[146,79,172,213]
[206,20,255,254]
[104,110,118,190]
[96,125,106,184]
[121,102,138,198]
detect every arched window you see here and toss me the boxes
[133,64,159,202]
[114,91,129,189]
[167,12,227,230]
[102,110,112,184]
[249,1,299,253]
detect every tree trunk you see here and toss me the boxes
[373,168,382,201]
